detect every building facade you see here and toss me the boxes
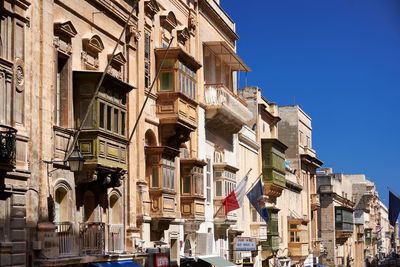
[278,105,323,267]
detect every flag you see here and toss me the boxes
[389,191,400,227]
[247,178,269,222]
[222,174,249,214]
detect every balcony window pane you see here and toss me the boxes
[170,168,174,190]
[216,181,222,196]
[107,106,112,131]
[160,72,174,91]
[99,102,105,128]
[183,176,191,194]
[113,109,119,133]
[121,112,126,135]
[152,167,159,188]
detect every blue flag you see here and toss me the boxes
[247,179,269,222]
[389,191,400,227]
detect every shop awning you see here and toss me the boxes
[203,41,251,72]
[198,256,236,267]
[89,260,142,267]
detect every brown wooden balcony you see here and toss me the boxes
[204,84,253,136]
[157,92,198,147]
[0,125,17,172]
[180,158,207,232]
[311,193,320,211]
[155,47,201,148]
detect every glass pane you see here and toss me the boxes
[121,112,126,135]
[152,167,159,188]
[99,102,105,128]
[183,176,191,194]
[216,181,222,196]
[160,72,174,91]
[113,109,119,133]
[163,167,167,189]
[170,168,175,190]
[107,105,112,131]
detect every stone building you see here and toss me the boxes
[278,105,323,267]
[0,0,261,266]
[317,169,356,267]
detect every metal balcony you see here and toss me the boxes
[79,222,105,255]
[0,125,17,171]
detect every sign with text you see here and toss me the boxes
[234,237,257,251]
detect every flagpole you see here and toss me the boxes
[245,173,263,196]
[213,168,252,218]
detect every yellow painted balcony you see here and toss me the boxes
[288,243,309,259]
[204,84,253,136]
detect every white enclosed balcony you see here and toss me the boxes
[204,84,253,135]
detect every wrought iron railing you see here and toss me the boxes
[0,125,17,170]
[79,222,105,255]
[55,222,75,257]
[108,224,124,253]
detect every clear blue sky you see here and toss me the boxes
[221,0,400,205]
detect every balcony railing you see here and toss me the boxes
[79,222,105,255]
[204,84,252,134]
[55,222,75,257]
[108,224,124,253]
[0,125,17,171]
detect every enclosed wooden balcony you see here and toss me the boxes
[311,193,320,211]
[261,139,287,199]
[213,199,237,226]
[73,71,134,187]
[288,218,309,260]
[204,84,253,136]
[335,207,354,240]
[180,158,207,232]
[0,125,17,172]
[250,224,267,241]
[146,146,180,222]
[155,47,201,148]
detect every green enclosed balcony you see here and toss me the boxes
[261,139,287,199]
[261,208,279,251]
[335,207,354,239]
[73,71,134,186]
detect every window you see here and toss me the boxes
[55,186,71,222]
[214,169,236,197]
[335,208,354,231]
[98,100,127,136]
[160,71,174,91]
[109,193,122,224]
[289,224,301,242]
[206,158,211,203]
[55,53,70,127]
[144,32,151,89]
[180,166,204,196]
[178,62,196,99]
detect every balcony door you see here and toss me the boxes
[83,190,99,222]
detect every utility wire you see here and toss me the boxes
[65,0,139,161]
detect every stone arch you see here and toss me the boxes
[145,129,157,147]
[109,189,123,224]
[53,179,73,222]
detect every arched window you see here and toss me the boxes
[109,191,122,225]
[54,182,72,222]
[83,190,97,222]
[145,129,157,147]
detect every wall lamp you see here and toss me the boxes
[44,146,85,176]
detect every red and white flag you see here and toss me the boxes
[222,173,249,214]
